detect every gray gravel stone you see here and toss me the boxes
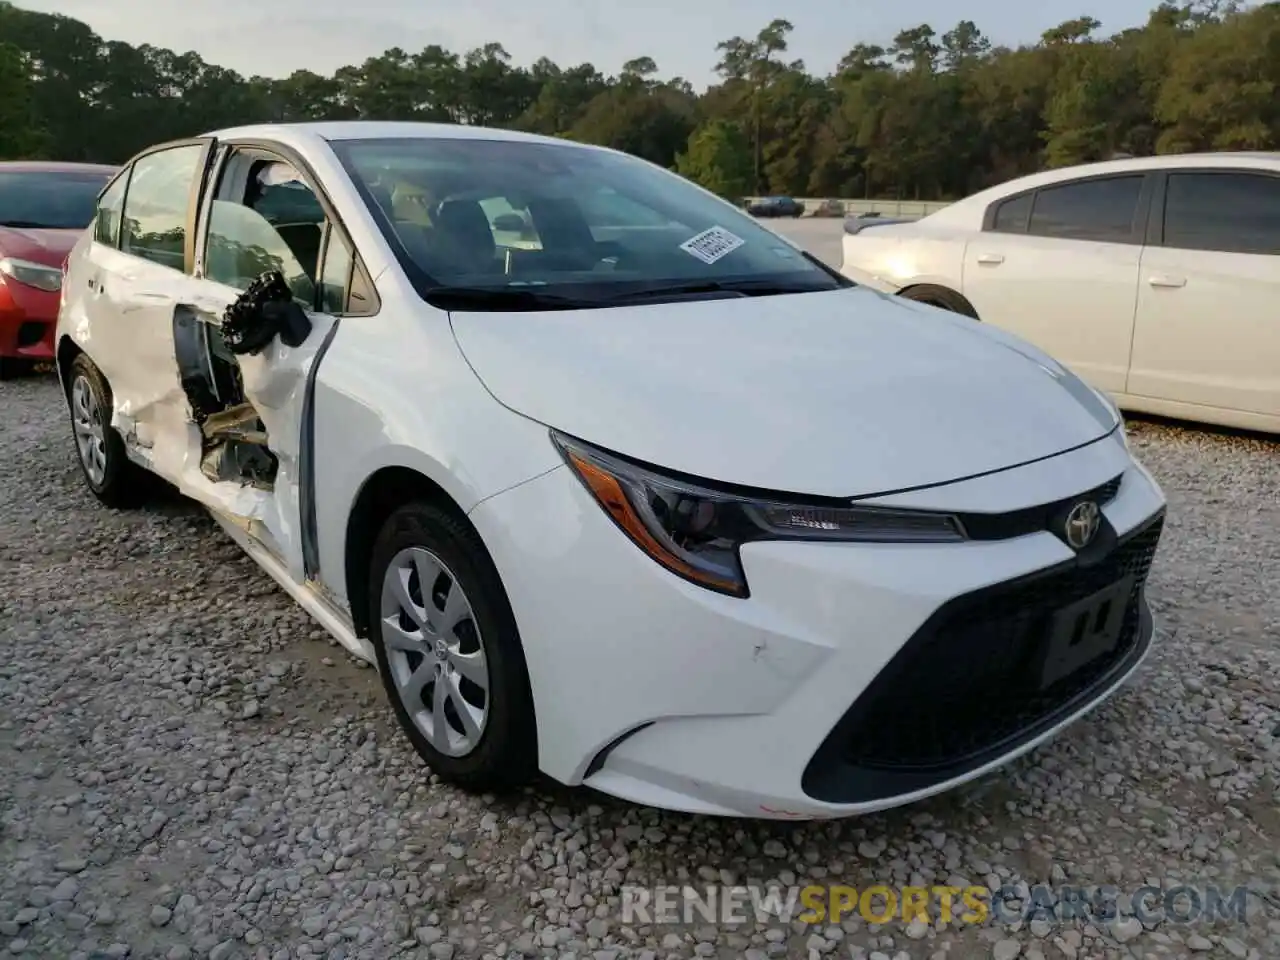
[1,377,1278,960]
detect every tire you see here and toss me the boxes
[0,357,34,380]
[66,353,153,508]
[367,500,537,792]
[898,284,980,320]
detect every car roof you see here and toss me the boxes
[995,152,1280,190]
[921,150,1280,227]
[0,161,118,174]
[202,120,599,151]
[1048,152,1280,174]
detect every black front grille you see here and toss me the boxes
[957,472,1123,541]
[802,509,1163,805]
[16,321,45,348]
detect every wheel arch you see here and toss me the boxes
[896,283,981,320]
[56,334,85,395]
[343,464,484,641]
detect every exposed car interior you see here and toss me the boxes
[362,176,644,280]
[337,139,831,290]
[173,156,326,490]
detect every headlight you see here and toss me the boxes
[553,432,966,598]
[0,257,62,293]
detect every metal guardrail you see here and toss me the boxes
[745,198,952,218]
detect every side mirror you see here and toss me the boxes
[271,300,312,348]
[221,270,313,355]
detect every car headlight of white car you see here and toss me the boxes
[0,256,62,293]
[552,431,966,598]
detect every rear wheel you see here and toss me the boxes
[898,285,979,320]
[368,500,537,792]
[67,354,153,508]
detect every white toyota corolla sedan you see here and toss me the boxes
[56,121,1167,819]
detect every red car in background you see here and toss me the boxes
[0,161,117,379]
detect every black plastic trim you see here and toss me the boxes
[552,426,1122,524]
[299,320,341,580]
[16,322,44,349]
[800,506,1164,805]
[583,722,654,780]
[959,473,1122,544]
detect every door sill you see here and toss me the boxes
[208,509,376,665]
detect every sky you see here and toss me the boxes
[23,0,1160,88]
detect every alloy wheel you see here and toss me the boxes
[380,546,490,757]
[71,375,107,486]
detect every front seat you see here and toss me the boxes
[433,199,498,274]
[274,223,323,282]
[525,197,599,271]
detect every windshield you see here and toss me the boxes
[0,169,113,230]
[331,136,847,309]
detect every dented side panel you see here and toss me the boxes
[63,242,211,472]
[175,280,338,583]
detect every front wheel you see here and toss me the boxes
[367,500,537,792]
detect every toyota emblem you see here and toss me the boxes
[1063,500,1101,550]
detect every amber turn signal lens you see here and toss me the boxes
[565,451,746,596]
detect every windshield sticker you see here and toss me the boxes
[680,226,745,264]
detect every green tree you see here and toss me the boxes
[568,64,697,168]
[714,18,796,193]
[1156,2,1280,151]
[0,0,1278,202]
[675,120,752,198]
[0,41,46,158]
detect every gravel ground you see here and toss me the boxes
[1,373,1278,960]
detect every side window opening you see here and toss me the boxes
[991,192,1032,233]
[204,157,325,305]
[179,149,378,493]
[93,172,130,248]
[1162,171,1280,256]
[1025,175,1144,243]
[203,152,377,316]
[120,143,205,271]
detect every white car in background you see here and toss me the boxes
[840,153,1280,434]
[57,121,1166,820]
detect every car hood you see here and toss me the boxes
[0,226,82,266]
[449,287,1118,498]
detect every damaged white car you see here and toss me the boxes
[58,122,1167,819]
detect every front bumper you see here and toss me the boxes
[0,277,58,360]
[468,430,1166,819]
